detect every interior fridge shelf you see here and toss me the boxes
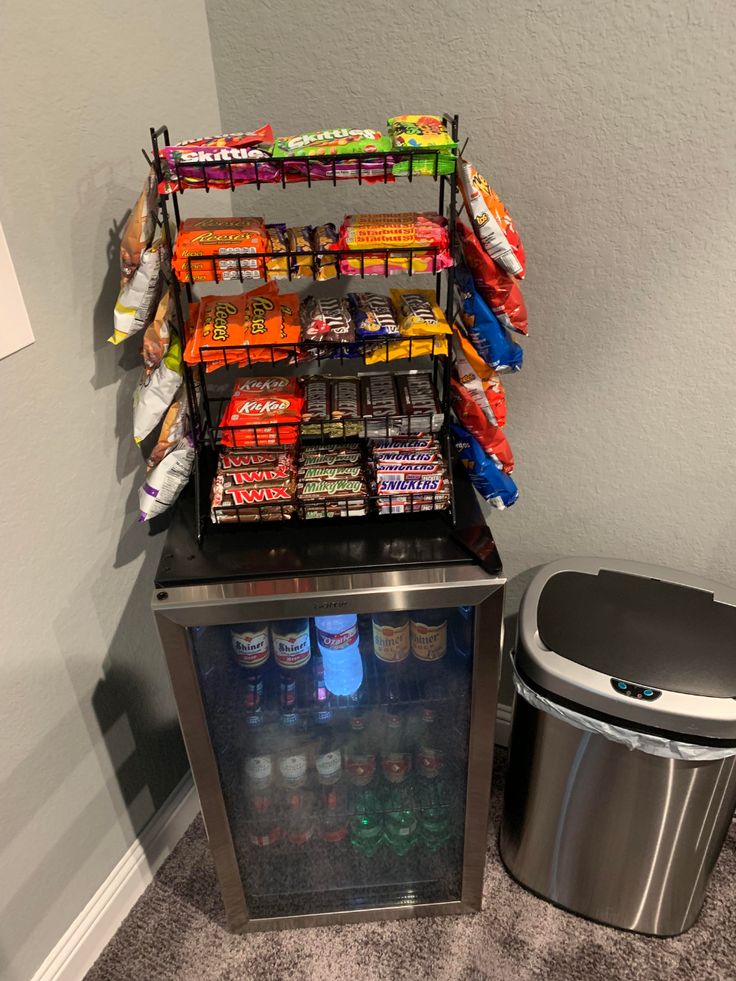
[174,245,449,285]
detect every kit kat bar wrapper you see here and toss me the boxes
[359,372,400,418]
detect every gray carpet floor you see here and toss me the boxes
[86,750,736,980]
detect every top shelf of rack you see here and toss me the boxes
[152,115,460,195]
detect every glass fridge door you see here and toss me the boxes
[188,604,478,919]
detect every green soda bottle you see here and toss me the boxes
[382,781,417,856]
[349,786,384,856]
[415,707,451,851]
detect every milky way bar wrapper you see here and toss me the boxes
[299,478,367,499]
[330,377,362,419]
[302,376,331,421]
[300,450,363,467]
[300,465,363,481]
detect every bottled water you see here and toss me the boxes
[314,614,364,696]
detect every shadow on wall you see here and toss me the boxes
[0,203,190,964]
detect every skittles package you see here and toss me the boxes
[388,115,457,177]
[452,424,518,509]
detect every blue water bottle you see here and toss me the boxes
[314,614,364,696]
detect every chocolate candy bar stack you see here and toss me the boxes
[297,443,368,519]
[369,436,450,515]
[210,449,297,523]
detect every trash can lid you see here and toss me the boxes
[517,558,736,742]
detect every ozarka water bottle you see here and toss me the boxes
[314,614,364,696]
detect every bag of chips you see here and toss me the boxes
[147,396,189,470]
[456,222,528,336]
[158,126,277,193]
[138,435,195,522]
[390,288,451,336]
[142,287,173,373]
[388,115,457,177]
[134,331,183,443]
[453,329,506,428]
[120,169,158,282]
[454,262,523,371]
[458,160,526,279]
[452,424,518,509]
[110,239,164,345]
[451,377,514,473]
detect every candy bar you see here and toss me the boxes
[231,376,300,396]
[214,480,295,506]
[372,450,441,464]
[390,288,450,336]
[302,376,331,421]
[374,462,445,476]
[227,467,293,485]
[371,436,438,451]
[158,127,278,194]
[299,478,367,499]
[303,502,368,519]
[313,223,339,281]
[174,217,267,258]
[347,292,399,337]
[287,226,314,278]
[360,373,399,418]
[219,451,294,471]
[330,377,361,418]
[300,450,362,466]
[265,223,289,280]
[299,465,363,481]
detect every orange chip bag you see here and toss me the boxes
[453,328,506,428]
[458,160,525,280]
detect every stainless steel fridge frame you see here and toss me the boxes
[153,564,505,932]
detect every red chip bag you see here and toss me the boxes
[451,378,514,474]
[457,221,528,336]
[453,329,507,428]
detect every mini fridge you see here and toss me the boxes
[152,469,505,931]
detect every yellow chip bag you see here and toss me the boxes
[390,288,451,336]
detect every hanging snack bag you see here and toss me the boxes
[147,396,189,470]
[454,263,523,372]
[451,378,514,474]
[110,238,165,345]
[348,292,399,337]
[452,424,518,509]
[120,169,158,282]
[388,114,457,177]
[458,160,526,279]
[453,328,507,428]
[312,223,339,281]
[139,435,195,522]
[390,288,451,336]
[265,223,289,280]
[142,287,173,373]
[456,221,528,336]
[134,331,183,443]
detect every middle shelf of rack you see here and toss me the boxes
[173,245,452,285]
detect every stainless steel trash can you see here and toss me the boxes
[499,558,736,936]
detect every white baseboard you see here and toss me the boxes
[32,771,200,981]
[495,702,513,748]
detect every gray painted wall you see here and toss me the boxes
[0,3,221,978]
[207,0,736,703]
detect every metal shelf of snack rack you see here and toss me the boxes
[149,116,460,543]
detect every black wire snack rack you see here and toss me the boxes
[149,115,460,543]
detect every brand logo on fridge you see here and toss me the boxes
[315,601,348,610]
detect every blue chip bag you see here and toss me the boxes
[455,262,523,372]
[452,423,519,509]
